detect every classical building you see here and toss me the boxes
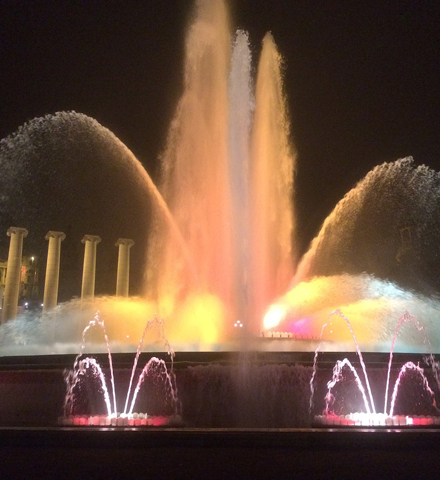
[0,255,39,310]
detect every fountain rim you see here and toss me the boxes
[0,351,434,370]
[1,425,440,446]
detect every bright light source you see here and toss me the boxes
[234,320,244,328]
[263,304,285,330]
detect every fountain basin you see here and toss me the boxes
[1,351,438,428]
[2,351,440,477]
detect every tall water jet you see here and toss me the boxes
[250,33,296,331]
[147,0,234,324]
[0,1,298,345]
[147,1,296,336]
[228,29,253,327]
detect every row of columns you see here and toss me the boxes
[1,227,134,323]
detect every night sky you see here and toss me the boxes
[1,0,440,256]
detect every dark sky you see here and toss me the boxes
[1,0,439,255]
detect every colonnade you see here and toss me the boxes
[1,227,134,323]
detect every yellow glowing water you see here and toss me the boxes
[146,1,296,338]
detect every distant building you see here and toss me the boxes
[0,255,40,310]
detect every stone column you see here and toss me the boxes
[2,227,28,323]
[43,231,66,312]
[115,238,134,296]
[81,235,101,301]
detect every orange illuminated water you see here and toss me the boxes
[249,32,295,330]
[4,2,440,354]
[146,0,296,338]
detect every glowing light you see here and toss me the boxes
[314,413,440,427]
[234,320,243,328]
[263,304,285,330]
[168,293,226,345]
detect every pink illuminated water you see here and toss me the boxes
[127,357,178,416]
[64,311,117,416]
[325,358,372,415]
[389,361,438,417]
[310,309,376,414]
[384,311,427,415]
[314,311,440,424]
[123,315,174,415]
[64,312,177,420]
[64,357,112,417]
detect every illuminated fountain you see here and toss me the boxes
[61,312,179,426]
[1,0,440,431]
[311,311,440,426]
[145,0,295,340]
[2,0,440,352]
[0,0,296,351]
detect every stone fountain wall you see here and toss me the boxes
[2,352,437,428]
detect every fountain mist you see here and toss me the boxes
[294,158,440,294]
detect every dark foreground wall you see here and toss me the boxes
[1,428,440,479]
